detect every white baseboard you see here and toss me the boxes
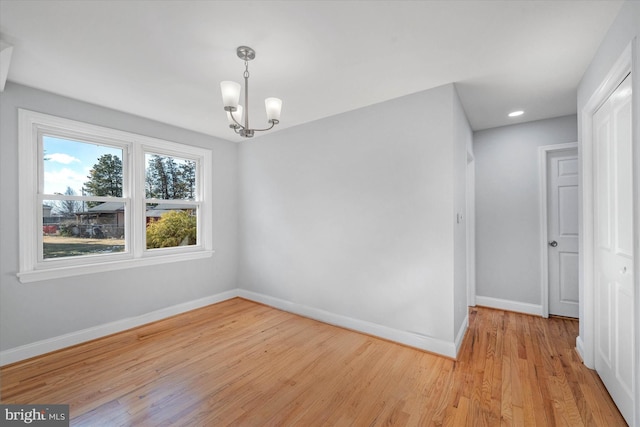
[0,289,238,366]
[475,295,543,316]
[2,288,465,365]
[575,335,586,364]
[454,313,469,356]
[238,289,459,359]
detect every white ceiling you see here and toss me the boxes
[0,1,624,142]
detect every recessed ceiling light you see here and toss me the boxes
[508,110,524,117]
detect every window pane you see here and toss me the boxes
[146,204,197,249]
[43,136,123,198]
[42,200,125,259]
[145,153,196,200]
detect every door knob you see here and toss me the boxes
[549,241,558,247]
[621,266,627,274]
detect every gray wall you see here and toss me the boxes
[1,81,470,358]
[0,83,238,351]
[474,115,577,305]
[238,83,469,345]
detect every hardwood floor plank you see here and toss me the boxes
[1,299,628,426]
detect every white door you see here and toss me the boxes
[547,148,579,318]
[593,73,634,425]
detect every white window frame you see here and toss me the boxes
[139,146,203,257]
[17,109,213,283]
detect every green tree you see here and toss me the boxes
[145,155,195,200]
[166,157,181,199]
[146,154,170,199]
[84,154,123,207]
[146,210,197,249]
[179,161,196,199]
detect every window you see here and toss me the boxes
[42,136,127,259]
[18,110,213,283]
[144,153,198,250]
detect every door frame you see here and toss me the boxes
[579,41,638,426]
[466,150,476,307]
[538,142,578,318]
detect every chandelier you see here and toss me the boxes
[220,46,282,138]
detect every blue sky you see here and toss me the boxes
[43,136,195,197]
[43,136,122,195]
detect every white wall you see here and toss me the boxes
[0,83,238,352]
[238,84,469,356]
[474,116,577,311]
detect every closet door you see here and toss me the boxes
[593,74,634,425]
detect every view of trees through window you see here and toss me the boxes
[42,136,198,259]
[145,154,196,200]
[145,153,198,250]
[84,154,123,207]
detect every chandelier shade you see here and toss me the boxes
[265,98,282,122]
[220,46,282,138]
[220,81,241,109]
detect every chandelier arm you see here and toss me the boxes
[229,110,245,129]
[249,121,278,133]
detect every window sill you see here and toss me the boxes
[17,250,214,283]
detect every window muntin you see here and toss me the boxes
[18,109,213,282]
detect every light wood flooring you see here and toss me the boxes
[1,298,627,426]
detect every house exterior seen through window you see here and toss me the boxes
[42,136,126,259]
[18,109,213,283]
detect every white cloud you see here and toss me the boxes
[46,153,80,164]
[44,168,87,195]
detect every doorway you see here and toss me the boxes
[539,143,579,318]
[467,150,476,308]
